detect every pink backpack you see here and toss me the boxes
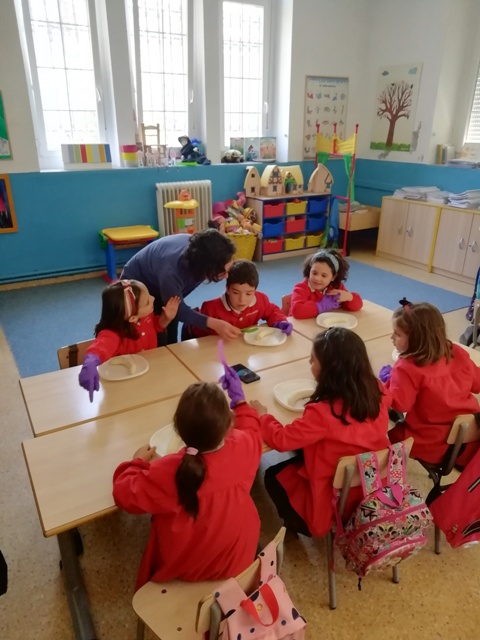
[335,442,432,586]
[429,444,480,548]
[214,539,306,639]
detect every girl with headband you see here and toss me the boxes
[290,249,363,319]
[113,380,262,590]
[78,279,180,401]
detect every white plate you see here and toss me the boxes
[243,326,287,347]
[149,423,185,457]
[316,312,358,330]
[98,354,149,381]
[273,379,316,412]
[392,348,400,362]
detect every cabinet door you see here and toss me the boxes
[463,214,480,278]
[377,199,408,257]
[432,208,472,273]
[402,203,438,265]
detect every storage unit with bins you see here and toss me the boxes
[246,193,331,261]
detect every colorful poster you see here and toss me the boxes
[0,175,18,233]
[303,76,349,159]
[370,63,422,152]
[0,92,11,160]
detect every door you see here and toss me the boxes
[377,198,408,258]
[402,203,438,266]
[463,214,480,278]
[432,208,472,274]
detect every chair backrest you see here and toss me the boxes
[441,414,480,475]
[332,437,414,517]
[141,123,160,152]
[281,294,292,316]
[57,339,94,369]
[195,527,286,636]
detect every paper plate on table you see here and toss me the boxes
[243,326,287,347]
[392,348,400,362]
[316,312,358,330]
[98,354,149,381]
[273,379,316,412]
[149,423,185,457]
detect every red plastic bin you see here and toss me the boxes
[285,216,306,234]
[263,238,283,254]
[263,202,285,218]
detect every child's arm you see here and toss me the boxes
[157,296,181,329]
[259,404,328,452]
[290,281,319,319]
[256,292,288,326]
[231,403,263,457]
[112,453,171,515]
[387,362,419,412]
[329,284,363,311]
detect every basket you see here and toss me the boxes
[227,233,258,260]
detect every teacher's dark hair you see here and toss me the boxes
[184,229,235,282]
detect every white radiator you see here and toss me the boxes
[156,180,212,236]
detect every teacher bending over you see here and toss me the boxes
[121,229,240,344]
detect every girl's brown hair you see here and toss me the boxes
[302,249,349,288]
[174,382,232,519]
[310,328,383,425]
[94,280,142,340]
[392,300,452,366]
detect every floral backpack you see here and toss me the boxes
[213,538,306,640]
[335,441,432,587]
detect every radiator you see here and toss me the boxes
[156,180,212,236]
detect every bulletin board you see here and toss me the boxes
[303,76,349,159]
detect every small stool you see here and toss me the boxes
[99,225,159,281]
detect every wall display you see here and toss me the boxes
[370,63,422,152]
[0,174,18,233]
[303,76,349,159]
[230,137,277,161]
[0,92,11,160]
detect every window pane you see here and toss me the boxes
[466,65,480,144]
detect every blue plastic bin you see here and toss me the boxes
[306,215,327,232]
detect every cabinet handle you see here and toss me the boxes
[405,226,413,237]
[397,225,403,234]
[469,240,478,253]
[459,238,466,250]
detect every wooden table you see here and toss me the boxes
[290,299,393,343]
[19,347,197,436]
[166,331,313,382]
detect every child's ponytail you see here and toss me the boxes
[175,449,206,519]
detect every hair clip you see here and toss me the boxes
[185,447,199,456]
[399,297,412,314]
[120,280,136,318]
[311,250,339,275]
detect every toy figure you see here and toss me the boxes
[178,135,211,165]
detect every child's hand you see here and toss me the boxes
[220,365,245,408]
[329,289,353,303]
[250,400,267,416]
[133,444,157,462]
[316,293,340,314]
[379,365,392,383]
[162,296,181,321]
[273,320,293,335]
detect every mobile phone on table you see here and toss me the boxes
[232,364,260,384]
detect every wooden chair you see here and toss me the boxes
[140,123,160,153]
[326,437,414,610]
[57,339,94,369]
[415,414,480,553]
[281,294,291,316]
[132,527,286,640]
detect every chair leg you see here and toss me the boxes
[326,531,337,610]
[434,525,442,554]
[136,618,145,640]
[392,563,400,584]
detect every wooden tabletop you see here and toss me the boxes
[289,299,393,343]
[19,347,198,436]
[166,331,313,382]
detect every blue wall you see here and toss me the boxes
[0,159,479,283]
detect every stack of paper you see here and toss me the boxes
[447,189,480,209]
[393,186,442,201]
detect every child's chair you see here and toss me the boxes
[281,294,292,316]
[132,528,286,640]
[415,414,480,553]
[57,339,94,369]
[326,437,414,610]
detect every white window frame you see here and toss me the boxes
[19,0,106,170]
[465,62,480,144]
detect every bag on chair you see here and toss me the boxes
[335,442,432,586]
[214,540,306,639]
[429,443,480,548]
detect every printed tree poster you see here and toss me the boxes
[370,63,422,152]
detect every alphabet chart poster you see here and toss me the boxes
[303,76,349,159]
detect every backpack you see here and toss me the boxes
[335,441,432,587]
[214,538,306,640]
[428,443,480,548]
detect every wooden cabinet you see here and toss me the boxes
[376,198,438,269]
[432,208,480,282]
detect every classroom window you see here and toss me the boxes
[465,63,480,143]
[128,0,189,147]
[222,0,271,148]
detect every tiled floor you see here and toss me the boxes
[0,247,479,640]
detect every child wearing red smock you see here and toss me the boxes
[379,300,480,466]
[113,378,262,590]
[79,279,180,400]
[191,259,292,337]
[251,328,391,537]
[291,249,362,319]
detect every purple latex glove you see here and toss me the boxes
[78,353,101,402]
[219,365,245,408]
[273,320,293,336]
[316,293,340,314]
[379,364,392,384]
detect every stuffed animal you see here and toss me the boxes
[221,149,244,163]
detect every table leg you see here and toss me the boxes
[57,530,97,640]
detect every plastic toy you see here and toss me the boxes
[178,135,211,165]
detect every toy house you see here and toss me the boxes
[308,164,334,194]
[244,166,261,196]
[260,165,284,197]
[279,165,304,194]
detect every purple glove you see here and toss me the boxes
[79,353,101,402]
[219,365,245,408]
[379,364,392,384]
[273,320,293,336]
[316,293,340,314]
